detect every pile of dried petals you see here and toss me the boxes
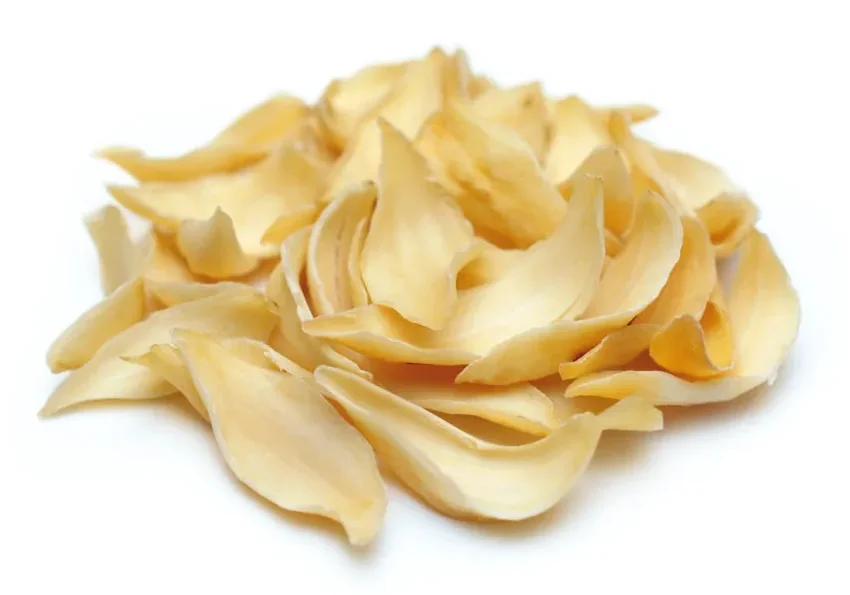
[42,48,800,546]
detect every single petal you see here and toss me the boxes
[360,121,474,328]
[98,95,308,182]
[442,49,474,102]
[317,60,410,151]
[347,217,371,307]
[260,205,319,246]
[176,208,261,278]
[651,147,744,211]
[565,229,799,405]
[322,51,445,204]
[304,175,605,362]
[594,104,659,128]
[696,193,759,257]
[373,364,558,436]
[46,278,147,373]
[417,101,566,248]
[39,291,279,416]
[110,145,328,259]
[266,228,370,376]
[84,205,141,294]
[307,182,377,317]
[145,279,258,309]
[456,240,521,290]
[124,343,208,420]
[314,366,635,521]
[457,189,682,384]
[558,324,657,379]
[175,331,386,546]
[473,83,551,162]
[545,96,611,187]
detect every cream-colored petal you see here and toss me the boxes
[322,51,445,204]
[39,292,279,416]
[317,60,410,151]
[145,279,258,309]
[566,229,799,405]
[373,364,558,436]
[347,217,371,307]
[124,343,208,420]
[456,240,521,289]
[595,104,659,128]
[176,208,261,278]
[315,366,614,521]
[266,228,370,376]
[557,146,634,236]
[84,205,141,294]
[442,49,474,101]
[634,216,716,325]
[304,175,604,362]
[457,189,682,384]
[307,182,376,317]
[651,147,744,211]
[47,278,147,373]
[558,324,657,379]
[473,83,551,162]
[417,101,567,248]
[138,232,196,285]
[696,193,759,258]
[98,95,308,183]
[545,95,611,187]
[360,121,473,328]
[260,205,319,246]
[175,331,386,546]
[109,145,328,259]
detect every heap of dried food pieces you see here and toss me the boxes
[42,48,799,546]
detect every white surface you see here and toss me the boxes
[2,1,849,593]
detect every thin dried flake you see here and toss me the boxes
[346,217,371,307]
[322,51,446,205]
[315,366,648,521]
[456,240,521,289]
[442,49,474,102]
[416,101,567,248]
[595,104,659,128]
[110,145,327,259]
[303,176,605,363]
[457,189,682,384]
[545,96,612,188]
[98,95,309,183]
[558,146,634,236]
[124,343,208,420]
[266,228,370,377]
[318,60,410,152]
[473,83,551,162]
[47,278,147,373]
[175,331,386,546]
[85,206,193,293]
[373,364,558,436]
[566,230,799,405]
[39,292,279,416]
[360,121,474,328]
[145,279,258,309]
[558,324,657,379]
[696,194,759,257]
[307,182,376,317]
[177,208,261,278]
[259,205,319,246]
[605,230,623,257]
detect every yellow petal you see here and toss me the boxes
[46,278,147,373]
[442,49,474,102]
[373,364,558,436]
[315,366,621,521]
[696,193,759,257]
[347,216,371,307]
[322,51,445,205]
[566,229,799,405]
[651,147,744,211]
[175,331,386,546]
[109,144,328,259]
[176,208,261,278]
[304,176,605,363]
[457,189,682,384]
[360,121,474,328]
[456,240,521,290]
[84,205,142,294]
[557,146,634,236]
[145,279,257,309]
[545,96,611,187]
[124,343,208,420]
[595,104,659,128]
[558,324,657,379]
[417,101,567,248]
[317,60,410,151]
[266,228,370,376]
[98,95,308,182]
[307,182,376,317]
[260,205,319,246]
[39,291,279,416]
[473,83,551,162]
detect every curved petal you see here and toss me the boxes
[175,331,386,546]
[347,216,371,307]
[473,83,551,162]
[176,209,260,278]
[545,95,611,186]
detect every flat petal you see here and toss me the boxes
[457,189,682,384]
[175,331,386,545]
[39,291,279,416]
[360,121,474,328]
[304,175,604,362]
[307,182,376,316]
[315,366,622,521]
[47,278,147,373]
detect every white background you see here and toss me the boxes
[2,1,849,593]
